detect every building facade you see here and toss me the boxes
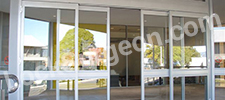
[0,0,224,100]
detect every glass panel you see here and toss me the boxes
[172,17,206,69]
[174,76,207,100]
[127,26,141,86]
[213,0,225,69]
[0,0,10,71]
[24,7,56,71]
[145,77,169,100]
[0,0,10,99]
[110,25,126,87]
[59,80,75,100]
[144,15,169,70]
[110,8,141,100]
[79,11,107,70]
[24,80,56,100]
[59,9,76,71]
[79,78,107,100]
[214,29,225,68]
[215,75,225,100]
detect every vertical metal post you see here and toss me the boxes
[0,12,2,66]
[56,9,60,100]
[152,45,155,84]
[9,0,22,99]
[0,80,4,100]
[107,7,111,100]
[0,80,5,100]
[204,18,209,100]
[153,45,155,69]
[180,17,185,100]
[169,11,174,100]
[75,6,79,100]
[48,22,53,89]
[48,22,54,71]
[209,0,215,100]
[125,26,128,87]
[140,10,145,100]
[160,47,163,66]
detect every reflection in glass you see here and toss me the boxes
[174,76,207,100]
[23,7,56,71]
[59,80,75,100]
[59,9,76,71]
[110,25,127,87]
[144,15,169,70]
[24,80,56,100]
[110,25,141,87]
[0,11,9,71]
[172,17,206,69]
[79,11,107,70]
[214,27,225,68]
[79,78,107,100]
[215,75,225,100]
[127,26,141,86]
[145,77,169,100]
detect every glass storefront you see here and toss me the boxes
[0,0,224,100]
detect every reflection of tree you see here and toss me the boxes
[59,28,94,67]
[144,45,200,65]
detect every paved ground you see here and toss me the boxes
[23,84,225,100]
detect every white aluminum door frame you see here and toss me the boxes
[18,1,111,100]
[171,11,209,100]
[21,1,78,100]
[141,10,169,100]
[78,6,110,100]
[141,10,209,100]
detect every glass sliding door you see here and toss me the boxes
[171,12,208,100]
[22,2,111,100]
[78,6,110,100]
[22,1,78,100]
[141,10,170,100]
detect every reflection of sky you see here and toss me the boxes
[25,19,106,49]
[214,27,225,30]
[59,24,74,41]
[24,18,49,46]
[87,30,107,50]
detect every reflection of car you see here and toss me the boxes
[144,58,160,69]
[145,77,164,85]
[33,80,46,86]
[173,61,181,66]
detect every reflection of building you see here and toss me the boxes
[214,29,225,68]
[79,47,106,70]
[23,35,48,70]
